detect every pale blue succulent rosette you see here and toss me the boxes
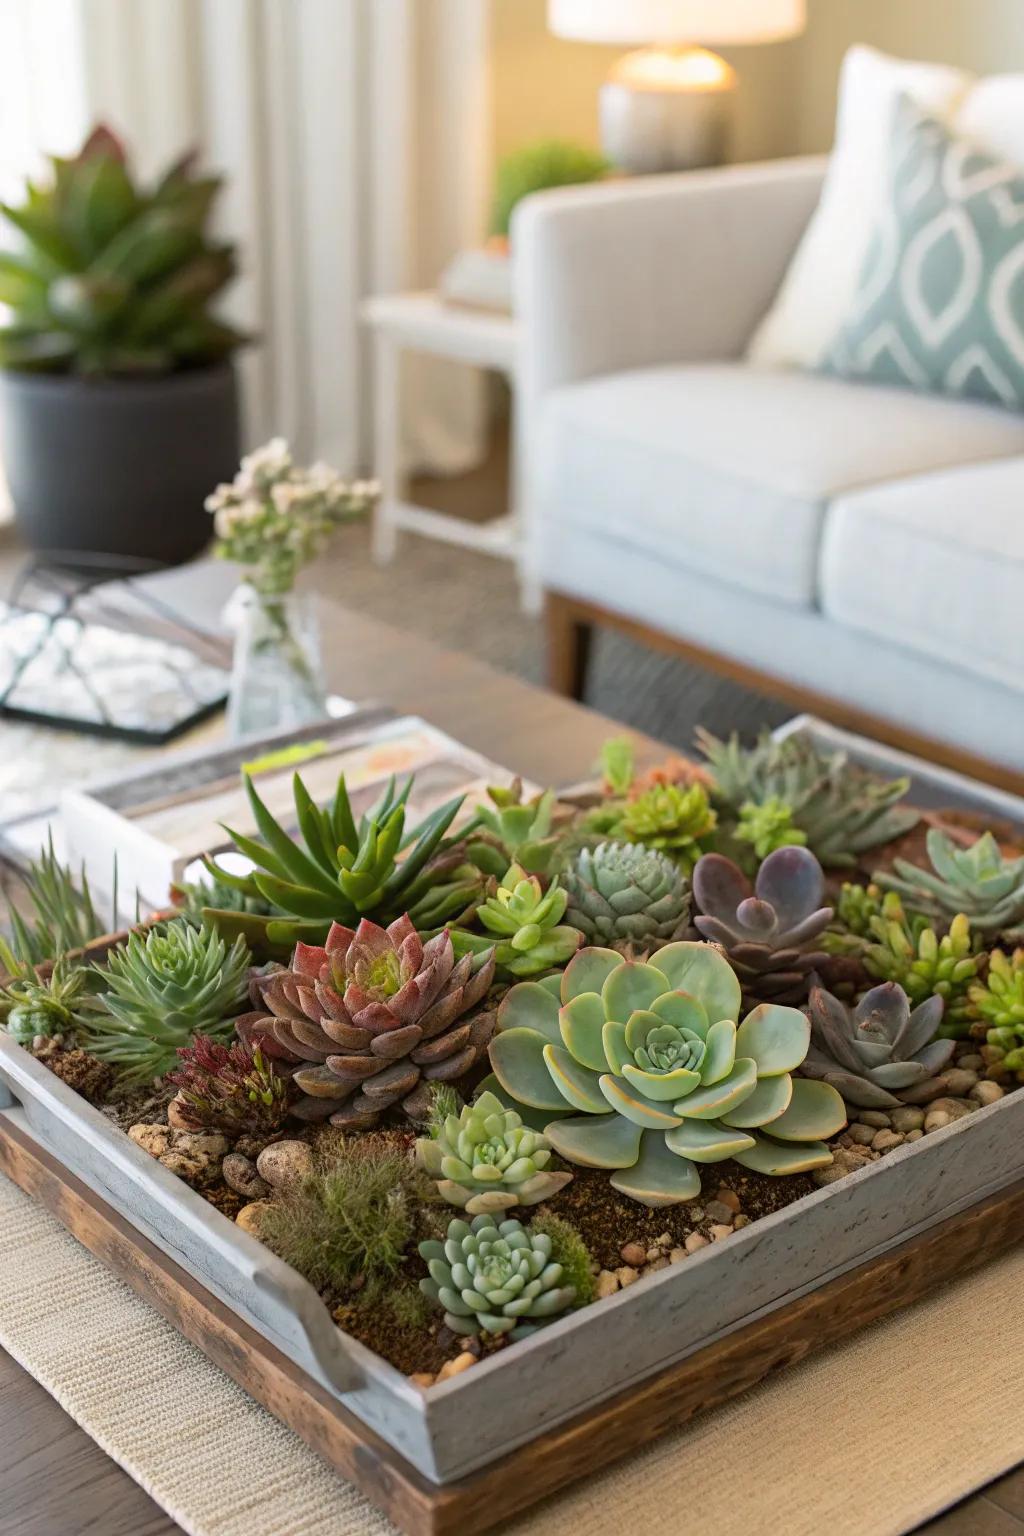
[486,942,847,1207]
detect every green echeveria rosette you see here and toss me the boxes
[416,1089,572,1215]
[448,863,581,978]
[562,842,691,955]
[419,1214,576,1336]
[486,942,845,1208]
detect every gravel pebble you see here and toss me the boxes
[904,1129,924,1142]
[928,1097,974,1121]
[848,1123,877,1146]
[733,1214,751,1229]
[709,1224,733,1242]
[235,1199,274,1235]
[646,1256,670,1273]
[872,1129,905,1153]
[437,1352,476,1382]
[971,1081,1005,1106]
[714,1187,741,1213]
[616,1265,641,1288]
[128,1124,172,1158]
[924,1109,952,1133]
[595,1270,620,1299]
[222,1152,270,1201]
[619,1242,647,1268]
[705,1199,737,1224]
[256,1139,314,1191]
[684,1232,709,1254]
[813,1144,875,1187]
[656,1232,673,1249]
[958,1053,985,1071]
[409,1372,435,1389]
[857,1111,892,1128]
[890,1107,925,1133]
[943,1068,979,1096]
[669,1247,688,1264]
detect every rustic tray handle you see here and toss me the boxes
[0,1073,18,1111]
[246,1261,368,1397]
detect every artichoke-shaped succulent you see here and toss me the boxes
[877,829,1024,938]
[488,943,844,1207]
[238,916,496,1128]
[450,864,581,977]
[563,842,691,954]
[801,982,954,1110]
[692,847,833,1005]
[616,782,717,871]
[697,728,918,869]
[419,1214,576,1335]
[84,921,251,1083]
[416,1089,572,1214]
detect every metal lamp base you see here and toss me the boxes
[600,80,733,174]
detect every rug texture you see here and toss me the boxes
[1,1170,1021,1536]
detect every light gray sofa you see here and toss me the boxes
[515,158,1024,789]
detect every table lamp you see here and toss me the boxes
[549,0,806,174]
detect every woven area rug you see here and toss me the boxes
[1,1171,1022,1536]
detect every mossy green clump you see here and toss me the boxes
[491,140,608,239]
[529,1212,596,1308]
[260,1137,434,1295]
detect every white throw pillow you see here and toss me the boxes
[956,74,1024,168]
[748,46,973,369]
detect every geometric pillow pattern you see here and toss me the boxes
[826,95,1024,411]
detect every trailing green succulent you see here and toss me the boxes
[612,781,717,872]
[167,1035,291,1136]
[802,982,954,1110]
[449,864,581,978]
[876,829,1024,939]
[562,842,691,954]
[239,917,496,1129]
[692,847,833,1006]
[83,920,251,1083]
[0,125,244,376]
[419,1213,577,1336]
[491,140,609,240]
[969,950,1024,1069]
[0,833,110,972]
[859,895,978,1037]
[734,797,807,862]
[470,781,560,876]
[415,1088,571,1215]
[697,728,917,869]
[488,943,844,1207]
[204,769,472,946]
[0,957,103,1047]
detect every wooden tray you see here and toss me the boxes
[2,1113,1022,1536]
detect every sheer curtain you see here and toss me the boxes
[0,0,491,478]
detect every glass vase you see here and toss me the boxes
[225,584,327,740]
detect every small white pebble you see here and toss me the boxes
[685,1232,709,1254]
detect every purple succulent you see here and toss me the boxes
[801,982,954,1109]
[692,846,833,1005]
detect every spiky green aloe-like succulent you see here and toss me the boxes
[204,769,473,947]
[83,921,251,1082]
[419,1214,577,1336]
[802,982,954,1110]
[969,950,1024,1070]
[0,957,102,1046]
[614,782,717,872]
[449,863,580,978]
[488,943,844,1207]
[0,125,244,375]
[860,895,979,1038]
[562,842,691,954]
[697,728,917,869]
[876,829,1024,939]
[0,832,110,972]
[415,1089,572,1214]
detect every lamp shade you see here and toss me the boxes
[548,0,805,46]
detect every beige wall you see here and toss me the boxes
[490,0,1024,167]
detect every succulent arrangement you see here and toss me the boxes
[0,125,244,376]
[3,721,1021,1382]
[490,140,608,241]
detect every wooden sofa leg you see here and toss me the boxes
[547,595,593,702]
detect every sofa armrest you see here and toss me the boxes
[514,156,827,400]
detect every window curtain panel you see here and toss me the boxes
[0,0,491,476]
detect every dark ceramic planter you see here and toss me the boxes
[0,363,240,564]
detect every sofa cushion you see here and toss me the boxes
[538,363,1024,608]
[821,457,1024,691]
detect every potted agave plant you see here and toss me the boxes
[0,126,244,563]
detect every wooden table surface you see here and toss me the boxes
[1,595,1021,1535]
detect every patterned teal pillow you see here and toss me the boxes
[827,95,1024,410]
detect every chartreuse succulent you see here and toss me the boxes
[877,829,1024,939]
[419,1214,577,1336]
[859,895,979,1037]
[448,864,581,977]
[0,125,243,375]
[734,797,807,862]
[614,781,717,872]
[969,950,1024,1070]
[416,1089,572,1214]
[802,982,954,1110]
[470,781,559,876]
[204,768,471,946]
[697,728,917,868]
[563,842,691,954]
[0,957,102,1046]
[488,943,844,1207]
[83,921,251,1082]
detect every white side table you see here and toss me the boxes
[361,292,536,609]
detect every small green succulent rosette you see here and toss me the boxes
[449,864,582,978]
[487,942,846,1207]
[416,1090,572,1215]
[419,1214,576,1336]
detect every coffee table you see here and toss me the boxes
[0,575,1020,1536]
